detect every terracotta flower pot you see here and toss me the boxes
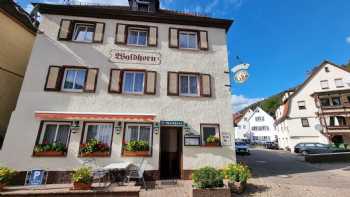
[228,180,247,194]
[203,142,220,147]
[33,151,65,157]
[123,150,150,157]
[72,182,92,190]
[0,183,5,192]
[80,152,109,157]
[192,187,231,197]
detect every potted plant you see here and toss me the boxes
[224,163,251,194]
[192,166,230,197]
[71,167,93,190]
[123,140,150,157]
[80,139,110,157]
[205,135,220,147]
[0,167,16,192]
[33,142,66,157]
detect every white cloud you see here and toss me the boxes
[346,36,350,44]
[231,94,264,113]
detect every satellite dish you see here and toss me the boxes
[314,124,323,132]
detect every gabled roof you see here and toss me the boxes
[32,3,233,31]
[275,60,349,125]
[0,0,38,34]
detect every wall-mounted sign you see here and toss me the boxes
[160,121,184,127]
[25,169,47,185]
[231,63,250,84]
[110,49,161,65]
[221,132,232,146]
[184,136,201,146]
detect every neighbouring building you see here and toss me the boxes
[275,60,350,152]
[0,0,235,183]
[0,0,37,148]
[234,107,277,144]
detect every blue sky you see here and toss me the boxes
[15,0,350,112]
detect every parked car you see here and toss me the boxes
[235,142,250,155]
[265,142,279,150]
[294,143,332,155]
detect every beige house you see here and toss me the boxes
[0,0,37,148]
[275,61,350,152]
[0,0,235,183]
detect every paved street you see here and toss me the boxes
[237,148,350,197]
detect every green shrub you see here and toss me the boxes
[0,167,16,184]
[206,136,220,144]
[224,163,251,182]
[34,143,66,152]
[192,166,224,189]
[71,167,93,184]
[124,140,150,152]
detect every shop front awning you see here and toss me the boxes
[35,111,156,122]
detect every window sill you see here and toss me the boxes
[122,150,151,157]
[80,152,110,157]
[32,151,66,157]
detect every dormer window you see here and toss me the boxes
[136,0,151,12]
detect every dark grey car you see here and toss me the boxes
[294,143,332,155]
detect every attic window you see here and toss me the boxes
[325,67,329,72]
[136,0,151,12]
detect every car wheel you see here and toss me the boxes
[301,150,308,156]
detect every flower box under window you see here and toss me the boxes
[123,150,151,157]
[33,151,66,157]
[80,151,110,157]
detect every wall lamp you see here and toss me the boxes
[70,121,80,133]
[114,121,122,135]
[154,122,160,134]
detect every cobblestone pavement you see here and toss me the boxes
[236,148,350,197]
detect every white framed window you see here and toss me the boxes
[179,31,198,49]
[124,123,152,145]
[127,28,148,46]
[179,74,199,96]
[62,68,86,92]
[122,71,145,94]
[83,122,113,147]
[255,116,264,121]
[320,80,329,89]
[38,122,71,147]
[297,101,306,110]
[201,124,220,145]
[335,78,344,88]
[72,23,95,43]
[301,118,309,127]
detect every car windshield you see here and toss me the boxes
[316,143,328,147]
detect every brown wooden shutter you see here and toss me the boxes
[148,26,158,47]
[167,72,179,95]
[116,24,127,44]
[44,66,64,91]
[199,31,209,50]
[84,68,99,92]
[169,28,178,48]
[109,69,123,93]
[200,74,212,97]
[93,22,105,43]
[145,71,157,95]
[58,19,73,40]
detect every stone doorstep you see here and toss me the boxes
[0,183,140,195]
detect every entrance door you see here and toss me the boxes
[159,127,182,179]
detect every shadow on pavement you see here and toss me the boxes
[234,183,270,197]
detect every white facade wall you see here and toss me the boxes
[0,14,235,171]
[276,62,350,151]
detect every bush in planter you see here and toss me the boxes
[33,143,66,153]
[124,140,150,152]
[224,163,251,194]
[80,139,110,154]
[0,167,16,191]
[71,167,93,190]
[192,166,224,189]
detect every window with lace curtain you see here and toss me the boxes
[82,122,114,148]
[36,121,72,148]
[124,123,152,144]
